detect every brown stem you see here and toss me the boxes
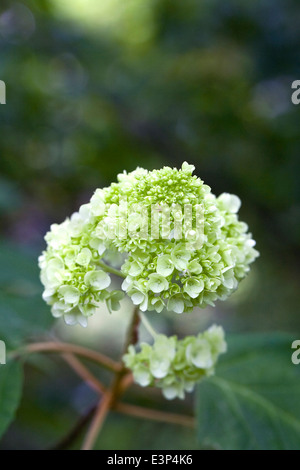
[81,307,140,450]
[115,403,195,428]
[18,342,121,373]
[118,373,134,396]
[81,393,112,451]
[49,405,97,450]
[48,353,107,450]
[123,306,141,351]
[62,353,106,394]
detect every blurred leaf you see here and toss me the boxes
[196,333,300,450]
[94,412,199,450]
[0,292,53,348]
[0,242,54,347]
[0,361,23,439]
[0,178,21,213]
[0,242,40,286]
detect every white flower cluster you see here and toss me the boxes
[38,204,124,327]
[120,164,259,313]
[39,162,259,325]
[123,325,227,399]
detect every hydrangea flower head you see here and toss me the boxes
[39,162,259,325]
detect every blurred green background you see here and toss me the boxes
[0,0,300,450]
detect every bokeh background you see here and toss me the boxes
[0,0,300,450]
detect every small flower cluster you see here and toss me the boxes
[123,325,227,399]
[120,165,259,312]
[38,204,124,327]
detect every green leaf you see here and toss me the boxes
[0,292,53,348]
[196,333,300,450]
[0,242,54,348]
[0,242,39,286]
[0,361,23,439]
